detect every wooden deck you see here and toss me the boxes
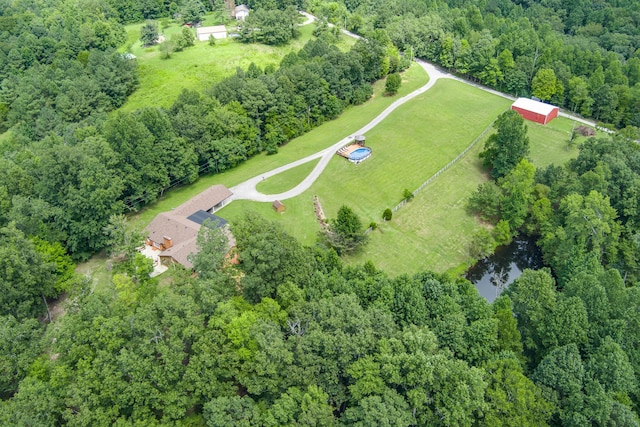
[336,144,362,159]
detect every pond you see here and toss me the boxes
[465,237,544,303]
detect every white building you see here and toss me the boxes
[234,5,250,21]
[196,25,227,41]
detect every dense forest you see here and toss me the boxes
[0,0,404,259]
[2,0,640,425]
[311,0,640,132]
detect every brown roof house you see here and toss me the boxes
[145,185,235,269]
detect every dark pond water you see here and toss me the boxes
[465,237,544,303]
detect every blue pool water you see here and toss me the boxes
[349,147,372,161]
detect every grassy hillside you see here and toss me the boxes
[119,18,355,111]
[129,62,429,229]
[218,81,593,276]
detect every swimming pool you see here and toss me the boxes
[349,147,372,161]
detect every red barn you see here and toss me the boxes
[511,98,559,125]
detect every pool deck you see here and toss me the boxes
[336,144,363,159]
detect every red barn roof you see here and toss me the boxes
[511,98,559,125]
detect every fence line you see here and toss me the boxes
[391,120,496,214]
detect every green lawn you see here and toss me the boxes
[119,18,356,111]
[307,79,510,222]
[256,159,320,194]
[214,79,510,275]
[218,81,595,276]
[129,62,429,230]
[217,198,321,244]
[345,138,490,276]
[526,117,580,167]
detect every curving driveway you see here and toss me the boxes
[230,14,598,203]
[230,60,448,201]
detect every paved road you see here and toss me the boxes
[298,11,315,26]
[230,13,600,202]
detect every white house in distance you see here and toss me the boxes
[196,25,227,41]
[234,5,250,21]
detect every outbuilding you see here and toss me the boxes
[510,98,559,125]
[272,200,286,213]
[196,25,227,41]
[234,5,250,21]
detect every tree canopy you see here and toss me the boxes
[480,110,530,179]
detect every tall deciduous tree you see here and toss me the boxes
[532,68,561,102]
[181,0,205,25]
[0,315,43,397]
[498,159,535,232]
[0,224,55,319]
[482,355,554,426]
[232,212,315,302]
[480,110,530,179]
[189,219,230,280]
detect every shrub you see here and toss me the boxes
[382,208,392,221]
[403,188,414,201]
[469,229,495,260]
[493,219,512,246]
[385,72,401,95]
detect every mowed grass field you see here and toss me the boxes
[119,18,355,111]
[245,79,512,275]
[217,80,594,276]
[129,62,429,229]
[119,19,593,277]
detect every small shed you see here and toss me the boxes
[355,135,366,146]
[272,200,286,213]
[511,98,559,125]
[196,25,227,41]
[234,5,250,21]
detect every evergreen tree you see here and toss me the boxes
[140,21,159,46]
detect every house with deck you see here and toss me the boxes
[145,185,235,269]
